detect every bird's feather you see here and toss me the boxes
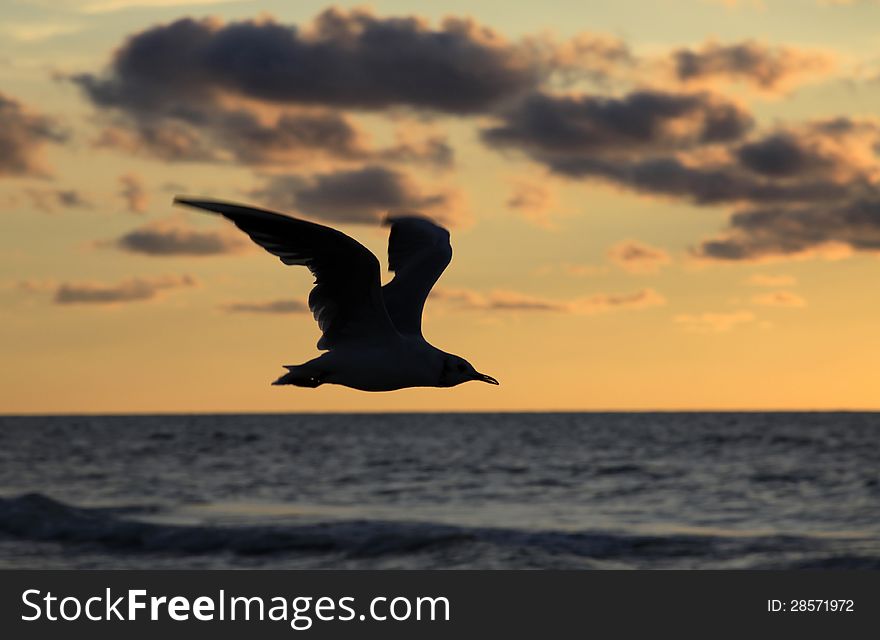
[174,197,400,350]
[381,215,452,337]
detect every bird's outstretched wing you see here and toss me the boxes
[381,215,452,338]
[174,197,400,350]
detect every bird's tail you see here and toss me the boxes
[271,365,325,388]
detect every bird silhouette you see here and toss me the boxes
[174,198,499,391]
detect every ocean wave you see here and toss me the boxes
[0,493,474,556]
[2,492,871,570]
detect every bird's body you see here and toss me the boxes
[174,197,498,392]
[278,340,446,392]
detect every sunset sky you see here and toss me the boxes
[2,0,880,413]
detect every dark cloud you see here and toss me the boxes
[94,122,215,163]
[478,71,880,262]
[251,165,456,225]
[53,275,196,305]
[688,118,880,261]
[485,101,880,261]
[221,299,309,314]
[74,10,544,166]
[217,110,452,167]
[483,96,877,208]
[113,219,248,256]
[735,133,836,178]
[0,91,65,177]
[74,9,617,167]
[91,107,453,168]
[482,90,753,159]
[731,118,880,182]
[694,198,880,261]
[376,135,454,169]
[550,154,857,206]
[71,8,646,171]
[670,40,834,92]
[483,92,846,204]
[73,10,539,115]
[65,9,875,265]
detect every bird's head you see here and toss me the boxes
[439,354,499,388]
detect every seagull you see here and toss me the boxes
[173,197,499,392]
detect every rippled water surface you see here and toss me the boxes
[0,412,877,568]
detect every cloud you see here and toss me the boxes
[71,9,650,170]
[746,273,796,287]
[112,218,248,256]
[483,90,753,160]
[571,288,667,313]
[545,153,859,207]
[60,7,880,266]
[94,123,214,163]
[251,166,460,225]
[605,118,880,212]
[220,299,309,314]
[0,91,65,177]
[119,173,148,213]
[50,274,196,305]
[72,9,539,115]
[432,286,665,314]
[524,31,635,85]
[74,9,579,167]
[674,310,756,332]
[751,290,806,307]
[693,197,880,261]
[487,101,880,261]
[668,40,835,93]
[484,90,875,188]
[608,240,672,273]
[433,287,570,312]
[24,188,90,213]
[506,179,557,227]
[90,107,453,168]
[732,120,877,182]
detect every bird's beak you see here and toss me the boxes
[475,373,500,385]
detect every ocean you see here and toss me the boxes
[0,412,877,569]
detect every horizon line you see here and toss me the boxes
[2,408,879,418]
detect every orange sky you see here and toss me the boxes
[2,0,880,413]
